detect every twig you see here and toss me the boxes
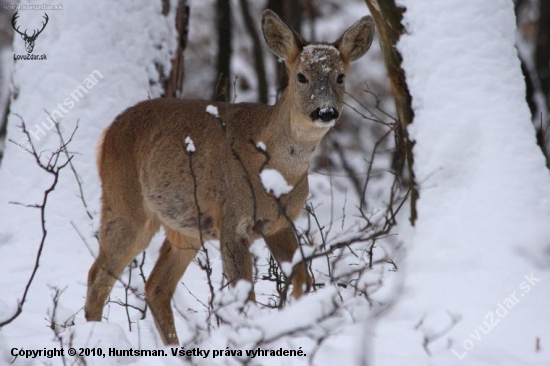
[0,117,73,328]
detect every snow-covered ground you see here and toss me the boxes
[0,0,549,365]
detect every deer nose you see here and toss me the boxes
[310,107,339,122]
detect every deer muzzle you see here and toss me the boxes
[310,107,339,123]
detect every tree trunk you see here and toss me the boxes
[364,0,418,224]
[536,0,550,105]
[536,0,550,166]
[266,0,303,96]
[164,0,189,98]
[213,0,232,102]
[239,0,268,104]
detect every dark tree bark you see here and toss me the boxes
[520,56,537,117]
[535,0,550,167]
[239,0,268,104]
[0,11,14,162]
[536,0,550,105]
[516,0,550,166]
[164,0,189,98]
[266,0,303,96]
[213,0,232,102]
[364,0,418,224]
[0,104,7,162]
[304,0,318,42]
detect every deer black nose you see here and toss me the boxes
[310,107,339,122]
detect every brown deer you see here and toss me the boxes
[84,10,374,345]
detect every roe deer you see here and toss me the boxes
[84,10,374,345]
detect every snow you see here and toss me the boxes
[279,262,292,277]
[260,169,294,198]
[292,245,315,266]
[0,1,548,365]
[251,286,339,343]
[184,136,195,153]
[300,45,342,70]
[302,44,340,57]
[374,0,550,364]
[206,104,218,117]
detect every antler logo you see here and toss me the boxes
[11,11,49,54]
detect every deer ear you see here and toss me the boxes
[262,10,303,61]
[335,16,375,62]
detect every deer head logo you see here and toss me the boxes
[11,11,49,54]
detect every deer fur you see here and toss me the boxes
[84,10,374,345]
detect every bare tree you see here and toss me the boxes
[213,0,232,101]
[536,0,550,108]
[534,0,550,164]
[163,0,190,98]
[265,0,303,95]
[364,0,418,224]
[516,0,550,165]
[0,8,16,162]
[239,0,268,103]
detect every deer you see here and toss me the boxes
[11,11,49,54]
[84,10,374,345]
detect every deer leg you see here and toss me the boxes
[264,226,312,299]
[145,234,199,345]
[85,213,158,322]
[220,219,255,301]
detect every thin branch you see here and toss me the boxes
[0,118,74,328]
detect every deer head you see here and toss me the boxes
[262,10,374,131]
[12,11,49,54]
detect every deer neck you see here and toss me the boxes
[260,91,328,184]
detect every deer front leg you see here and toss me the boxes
[220,217,255,301]
[264,226,312,299]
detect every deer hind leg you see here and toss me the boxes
[264,226,312,299]
[85,210,159,322]
[145,231,200,345]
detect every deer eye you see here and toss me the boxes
[337,74,345,84]
[297,73,309,84]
